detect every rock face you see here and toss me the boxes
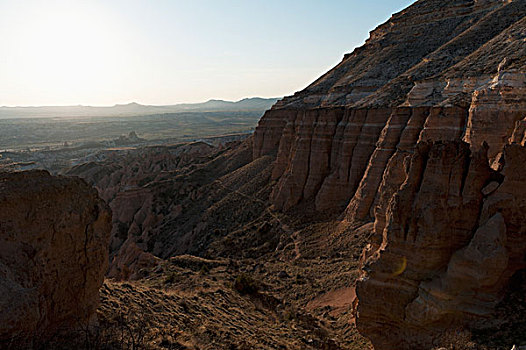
[464,69,526,162]
[0,170,111,342]
[356,142,526,349]
[251,0,526,348]
[254,0,526,214]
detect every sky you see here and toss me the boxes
[0,0,414,107]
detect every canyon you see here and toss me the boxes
[0,0,525,349]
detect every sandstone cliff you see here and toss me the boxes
[356,141,526,349]
[251,0,526,348]
[0,170,111,344]
[255,0,526,214]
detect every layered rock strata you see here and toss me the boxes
[0,170,111,342]
[251,0,526,348]
[254,0,526,215]
[356,142,526,349]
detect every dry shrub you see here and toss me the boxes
[434,328,489,350]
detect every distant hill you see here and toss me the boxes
[173,98,279,111]
[0,97,280,119]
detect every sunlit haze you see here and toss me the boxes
[0,0,414,106]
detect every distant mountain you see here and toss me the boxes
[173,98,280,111]
[0,97,280,119]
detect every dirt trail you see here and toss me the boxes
[306,286,357,318]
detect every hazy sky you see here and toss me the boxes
[0,0,414,106]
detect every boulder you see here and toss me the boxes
[0,170,111,342]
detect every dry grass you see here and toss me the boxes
[90,253,372,350]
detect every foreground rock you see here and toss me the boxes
[0,170,111,343]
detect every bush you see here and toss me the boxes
[233,273,259,295]
[434,329,488,350]
[199,264,210,275]
[164,272,178,284]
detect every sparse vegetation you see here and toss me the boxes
[199,264,210,275]
[434,329,487,350]
[163,272,178,285]
[233,273,259,295]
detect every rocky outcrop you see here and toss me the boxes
[254,0,526,215]
[259,68,526,216]
[107,240,160,280]
[464,69,526,163]
[250,1,526,348]
[268,0,510,110]
[67,142,220,260]
[355,142,526,349]
[0,170,111,342]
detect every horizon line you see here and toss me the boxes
[0,96,282,109]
